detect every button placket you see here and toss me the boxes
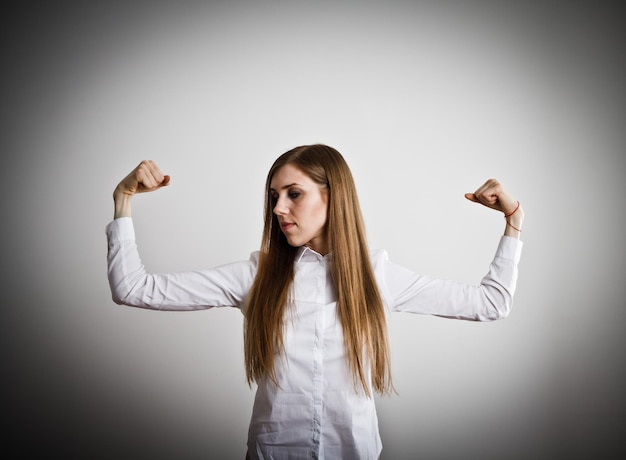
[311,256,327,457]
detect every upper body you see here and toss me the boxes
[106,217,522,459]
[107,145,524,459]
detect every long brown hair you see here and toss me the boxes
[244,144,393,396]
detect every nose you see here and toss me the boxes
[273,196,288,216]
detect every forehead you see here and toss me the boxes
[270,164,314,189]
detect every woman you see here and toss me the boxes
[107,144,524,459]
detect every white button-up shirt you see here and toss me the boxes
[106,217,523,459]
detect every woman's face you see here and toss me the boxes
[270,163,329,255]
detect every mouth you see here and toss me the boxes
[280,222,296,231]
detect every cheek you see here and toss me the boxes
[316,204,328,226]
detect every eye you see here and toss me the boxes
[288,191,301,199]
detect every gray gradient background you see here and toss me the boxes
[2,1,624,458]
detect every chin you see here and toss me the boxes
[285,238,302,248]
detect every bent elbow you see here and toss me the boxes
[108,279,143,307]
[491,305,511,321]
[110,291,127,306]
[480,290,513,321]
[107,269,152,308]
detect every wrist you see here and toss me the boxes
[504,202,524,237]
[113,189,133,219]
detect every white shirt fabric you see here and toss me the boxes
[106,217,523,459]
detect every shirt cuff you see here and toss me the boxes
[105,217,135,242]
[497,235,523,263]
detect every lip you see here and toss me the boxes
[280,222,296,231]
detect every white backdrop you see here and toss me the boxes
[2,1,624,458]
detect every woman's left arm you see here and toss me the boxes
[376,179,524,321]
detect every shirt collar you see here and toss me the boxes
[295,246,332,263]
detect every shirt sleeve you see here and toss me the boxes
[106,217,257,311]
[374,236,523,321]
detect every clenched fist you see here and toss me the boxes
[113,160,170,218]
[465,179,524,237]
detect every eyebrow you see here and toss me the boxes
[269,183,300,192]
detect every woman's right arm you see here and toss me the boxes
[113,160,171,218]
[107,218,256,310]
[107,161,255,311]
